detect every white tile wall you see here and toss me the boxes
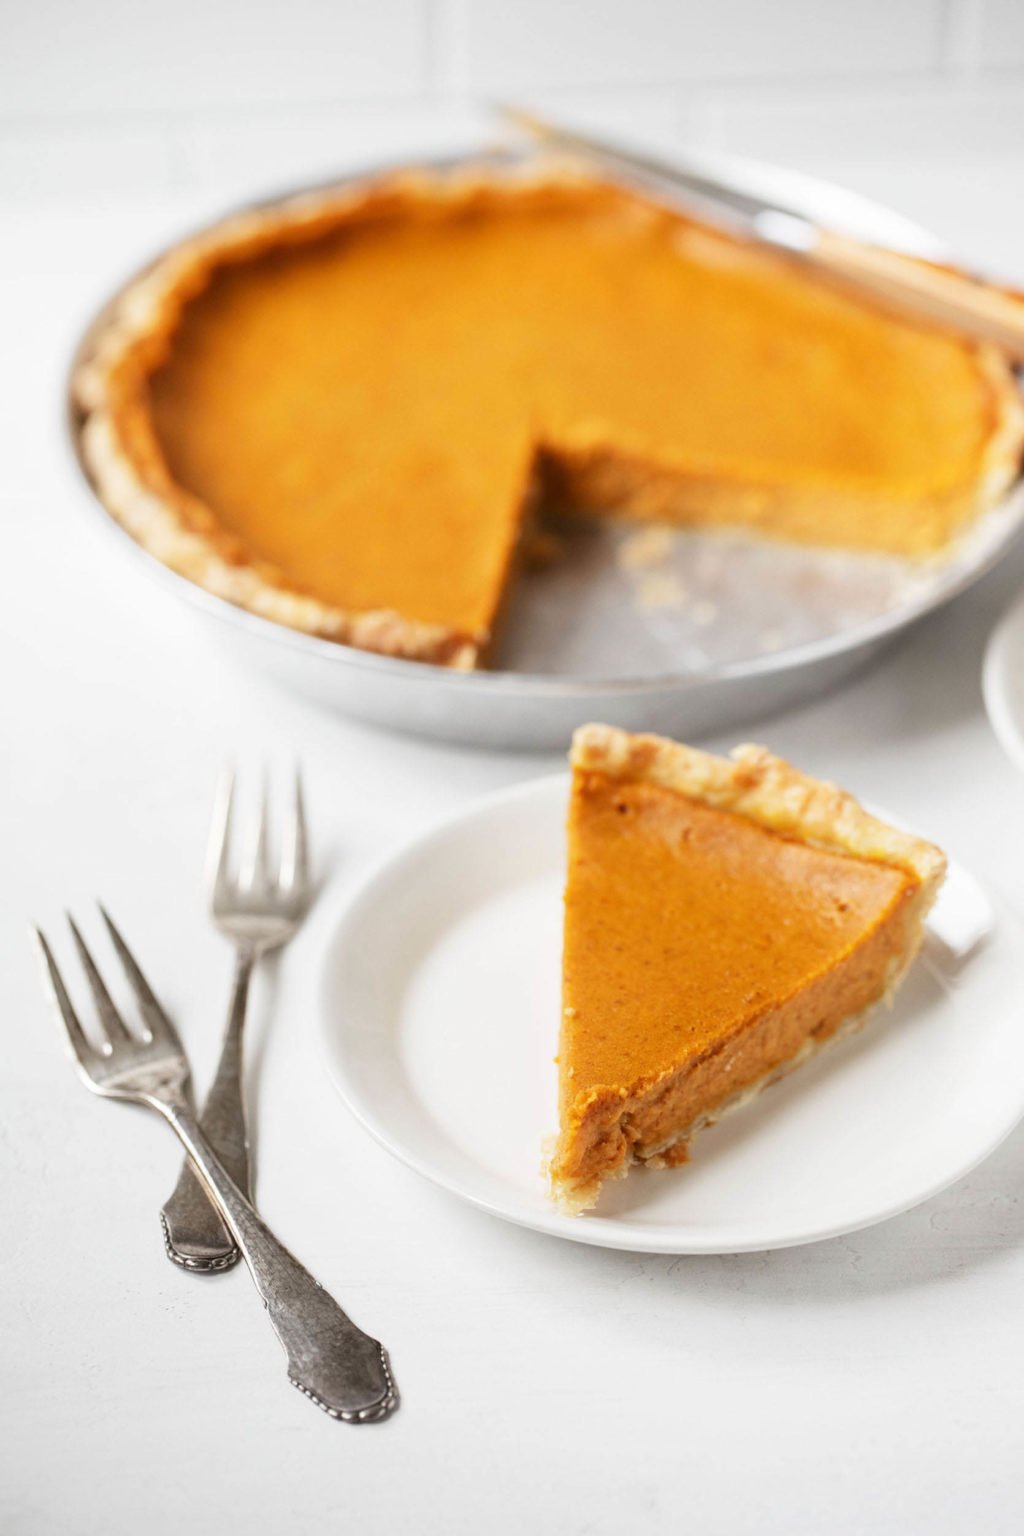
[702,77,1024,165]
[442,0,944,90]
[2,0,1023,203]
[4,0,427,118]
[977,0,1024,68]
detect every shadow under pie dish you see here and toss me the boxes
[550,724,946,1214]
[73,162,1024,670]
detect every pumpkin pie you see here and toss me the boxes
[550,724,946,1213]
[74,163,1024,669]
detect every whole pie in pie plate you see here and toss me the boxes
[69,148,1024,749]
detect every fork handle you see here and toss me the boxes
[160,948,256,1270]
[158,1099,396,1423]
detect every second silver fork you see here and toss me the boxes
[161,769,310,1271]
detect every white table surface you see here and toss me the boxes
[4,132,1024,1535]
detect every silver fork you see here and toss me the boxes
[35,909,396,1424]
[161,770,310,1272]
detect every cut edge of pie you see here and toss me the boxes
[72,159,1024,671]
[549,723,947,1215]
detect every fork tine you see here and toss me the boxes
[34,928,97,1066]
[67,915,132,1045]
[98,904,176,1044]
[240,773,271,892]
[207,766,236,901]
[279,767,309,896]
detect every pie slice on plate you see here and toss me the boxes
[550,724,947,1213]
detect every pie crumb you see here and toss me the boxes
[636,572,688,611]
[690,599,719,627]
[618,524,675,571]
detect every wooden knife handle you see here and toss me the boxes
[810,230,1024,363]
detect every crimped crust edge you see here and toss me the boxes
[571,723,947,889]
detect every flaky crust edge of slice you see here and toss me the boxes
[570,723,946,888]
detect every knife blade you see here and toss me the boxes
[500,105,1024,363]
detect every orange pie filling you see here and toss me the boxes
[551,729,945,1213]
[77,169,1024,668]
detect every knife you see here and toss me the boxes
[500,106,1024,364]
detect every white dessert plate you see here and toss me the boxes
[983,588,1024,774]
[320,774,1024,1253]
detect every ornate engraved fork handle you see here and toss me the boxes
[159,1097,396,1423]
[160,947,257,1270]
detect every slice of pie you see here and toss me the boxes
[550,723,946,1213]
[74,164,1024,668]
